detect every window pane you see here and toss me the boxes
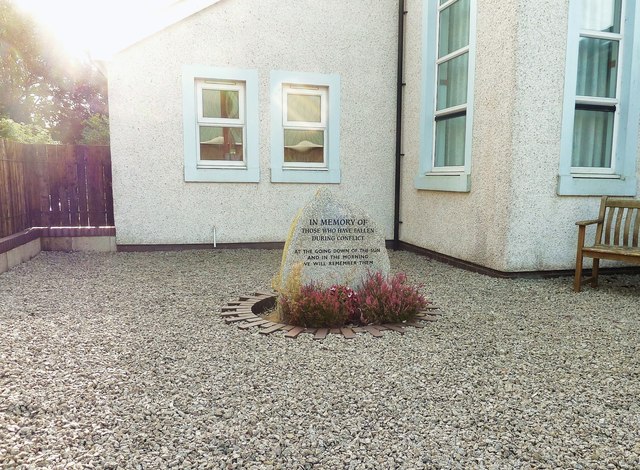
[287,94,322,122]
[436,53,468,110]
[571,109,614,167]
[438,0,470,58]
[435,115,466,167]
[576,37,619,98]
[202,89,240,119]
[581,0,622,33]
[199,126,243,161]
[284,129,324,163]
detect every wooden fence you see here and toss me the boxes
[0,139,114,239]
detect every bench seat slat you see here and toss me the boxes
[614,207,624,246]
[634,209,640,248]
[582,245,640,263]
[604,207,616,245]
[623,208,633,246]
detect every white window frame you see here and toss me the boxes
[416,0,476,192]
[270,70,340,184]
[182,65,259,183]
[196,80,246,168]
[282,84,328,169]
[558,0,639,195]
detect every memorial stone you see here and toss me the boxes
[277,188,390,289]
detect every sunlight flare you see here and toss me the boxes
[12,0,176,60]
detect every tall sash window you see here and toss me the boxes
[434,0,470,170]
[571,0,623,171]
[558,0,639,196]
[416,0,476,193]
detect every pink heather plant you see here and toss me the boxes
[358,272,428,325]
[277,271,428,328]
[329,284,364,325]
[281,283,349,328]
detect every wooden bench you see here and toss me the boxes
[574,196,640,292]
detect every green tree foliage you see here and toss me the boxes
[0,117,55,143]
[79,113,109,145]
[0,0,108,144]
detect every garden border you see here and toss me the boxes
[222,292,440,339]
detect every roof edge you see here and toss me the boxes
[103,0,224,59]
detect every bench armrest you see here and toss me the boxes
[575,218,602,226]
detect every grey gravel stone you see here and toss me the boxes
[0,249,639,469]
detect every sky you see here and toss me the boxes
[12,0,179,60]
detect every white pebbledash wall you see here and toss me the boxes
[400,0,640,272]
[110,0,639,272]
[108,0,398,245]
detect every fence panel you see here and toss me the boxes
[12,144,29,232]
[86,146,108,227]
[0,142,7,236]
[0,140,30,237]
[0,141,12,236]
[0,139,114,239]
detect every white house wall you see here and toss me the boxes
[503,0,573,271]
[400,0,640,272]
[109,0,398,245]
[505,1,640,271]
[400,0,519,272]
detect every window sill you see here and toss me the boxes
[197,163,247,170]
[414,173,471,192]
[282,165,328,171]
[557,174,637,196]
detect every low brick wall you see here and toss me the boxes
[0,227,116,275]
[0,230,42,275]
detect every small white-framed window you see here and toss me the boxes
[182,65,259,183]
[282,84,328,169]
[270,71,340,184]
[416,0,476,193]
[196,80,246,168]
[558,0,639,196]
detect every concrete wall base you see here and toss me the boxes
[0,228,116,275]
[41,236,117,252]
[0,238,42,275]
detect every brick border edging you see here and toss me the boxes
[221,293,440,339]
[0,229,41,254]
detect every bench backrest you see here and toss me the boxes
[595,196,640,248]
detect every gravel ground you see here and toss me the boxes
[1,249,639,470]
